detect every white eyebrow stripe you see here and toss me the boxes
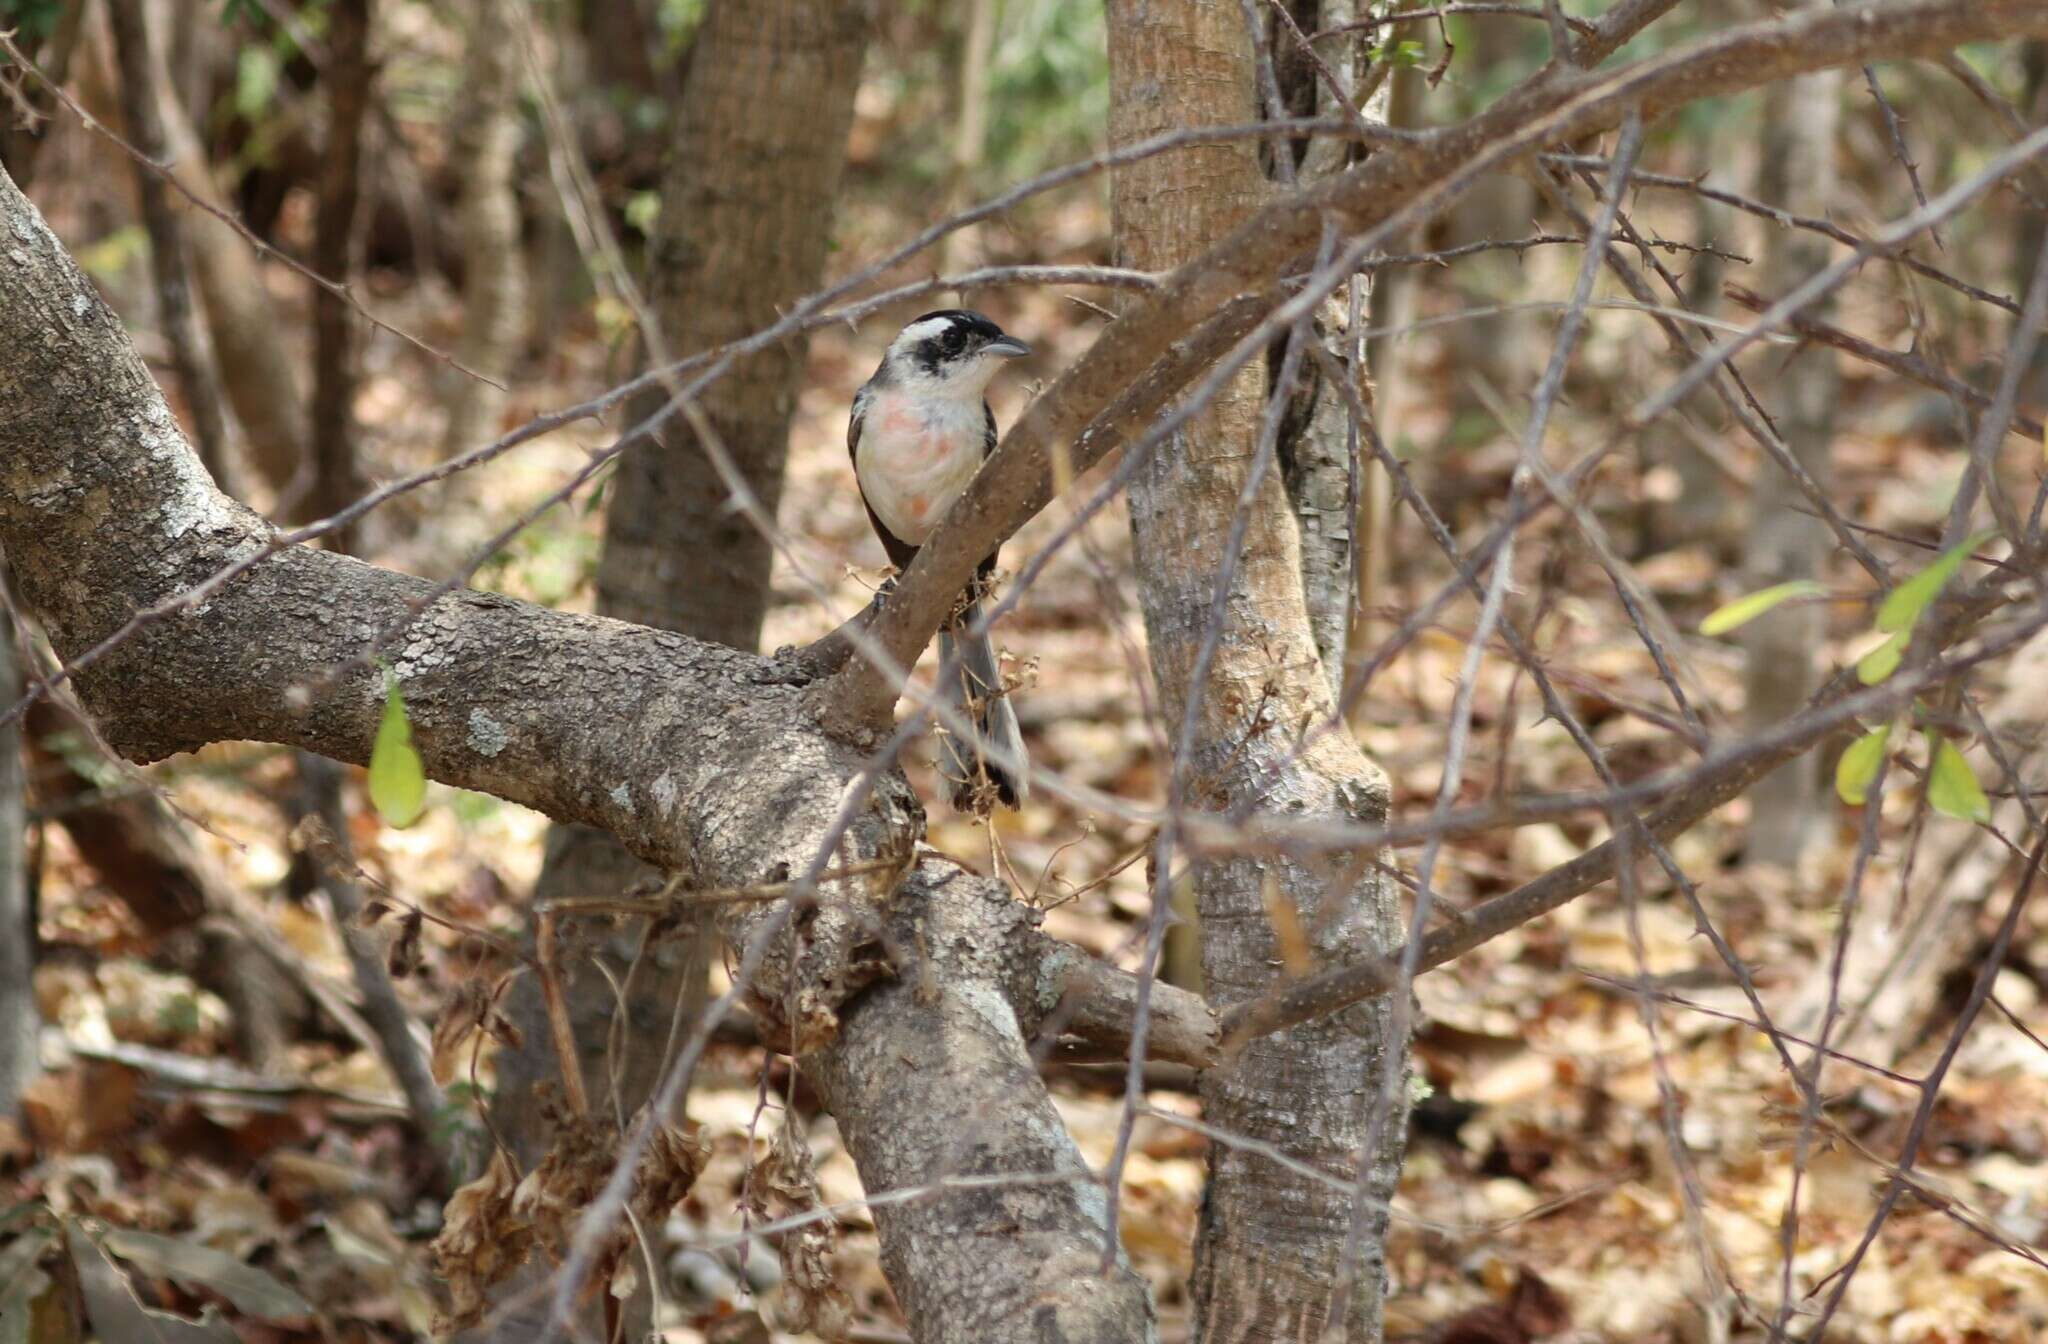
[894,316,958,348]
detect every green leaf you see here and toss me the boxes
[100,1228,313,1323]
[1927,737,1991,824]
[368,676,426,829]
[1876,531,1996,634]
[1857,630,1909,685]
[1835,724,1891,806]
[623,191,661,238]
[234,46,279,120]
[73,226,148,283]
[1699,580,1826,637]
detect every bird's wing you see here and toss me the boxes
[847,383,869,463]
[849,383,919,571]
[976,401,1001,583]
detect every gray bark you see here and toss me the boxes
[1107,6,1405,1339]
[598,0,871,645]
[442,0,529,458]
[1274,0,1385,695]
[0,620,33,1118]
[1741,44,1842,868]
[0,160,1173,1344]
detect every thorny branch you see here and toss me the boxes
[9,2,2048,1337]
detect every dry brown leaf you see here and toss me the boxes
[430,1149,531,1333]
[745,1120,851,1336]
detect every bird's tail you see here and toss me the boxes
[936,595,1027,812]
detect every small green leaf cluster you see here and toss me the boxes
[1701,533,2000,825]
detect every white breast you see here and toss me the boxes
[855,390,987,546]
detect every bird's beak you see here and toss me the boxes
[984,335,1031,359]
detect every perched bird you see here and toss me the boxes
[849,309,1031,810]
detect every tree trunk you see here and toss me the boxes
[0,158,1180,1343]
[1106,6,1406,1340]
[442,0,529,458]
[0,622,34,1119]
[1741,33,1841,868]
[307,0,372,544]
[106,0,236,491]
[155,90,310,502]
[485,1,873,1335]
[595,0,870,645]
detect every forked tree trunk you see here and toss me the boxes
[1107,5,1407,1339]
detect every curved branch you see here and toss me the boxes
[0,162,1191,1344]
[827,0,2048,730]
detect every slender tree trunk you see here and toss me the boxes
[0,619,34,1119]
[484,2,872,1336]
[105,0,236,490]
[1741,34,1841,868]
[1349,63,1423,715]
[155,91,310,502]
[1107,6,1406,1340]
[0,0,86,188]
[307,0,372,544]
[1273,0,1387,696]
[442,0,528,457]
[2018,41,2048,407]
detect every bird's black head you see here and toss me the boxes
[888,309,1032,382]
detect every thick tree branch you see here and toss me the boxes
[827,0,2048,730]
[0,163,1179,1344]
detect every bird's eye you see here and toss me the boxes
[942,331,965,356]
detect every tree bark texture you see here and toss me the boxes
[1741,23,1841,868]
[442,0,529,459]
[597,0,871,648]
[0,160,1174,1344]
[1106,5,1406,1340]
[1273,0,1385,697]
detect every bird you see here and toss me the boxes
[849,309,1032,811]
